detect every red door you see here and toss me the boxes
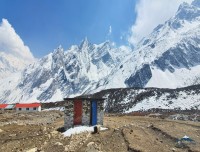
[74,100,82,125]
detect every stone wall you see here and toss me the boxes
[97,101,104,125]
[82,100,91,126]
[64,101,74,129]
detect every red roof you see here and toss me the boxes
[0,104,8,108]
[15,103,41,108]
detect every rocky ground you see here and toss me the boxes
[0,111,200,152]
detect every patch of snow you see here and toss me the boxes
[147,65,200,88]
[125,90,200,113]
[63,126,108,137]
[42,107,65,111]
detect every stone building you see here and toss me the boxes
[63,98,104,129]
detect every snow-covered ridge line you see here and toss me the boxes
[89,84,200,113]
[104,0,200,89]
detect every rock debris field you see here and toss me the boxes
[0,111,200,152]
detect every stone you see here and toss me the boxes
[43,127,47,132]
[51,130,59,136]
[47,134,51,139]
[0,129,3,133]
[114,128,119,132]
[44,141,47,145]
[26,147,37,152]
[86,142,99,152]
[64,146,69,151]
[147,124,153,128]
[9,134,17,137]
[55,142,63,146]
[87,142,95,147]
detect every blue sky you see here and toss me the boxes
[0,0,137,58]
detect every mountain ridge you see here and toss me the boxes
[0,40,132,103]
[0,0,200,113]
[105,0,200,89]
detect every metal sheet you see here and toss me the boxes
[91,101,97,126]
[74,100,82,125]
[5,104,15,109]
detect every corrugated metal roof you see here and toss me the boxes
[5,104,15,109]
[0,104,8,108]
[15,103,41,108]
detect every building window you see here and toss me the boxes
[19,108,21,111]
[33,107,36,110]
[26,108,29,110]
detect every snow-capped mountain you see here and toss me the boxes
[0,19,35,78]
[101,0,200,89]
[0,39,131,103]
[1,0,200,106]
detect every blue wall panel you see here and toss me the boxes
[91,101,97,126]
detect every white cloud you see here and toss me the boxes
[108,25,112,35]
[128,0,193,45]
[0,18,34,61]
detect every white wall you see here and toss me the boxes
[16,106,41,112]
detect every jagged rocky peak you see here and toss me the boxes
[48,46,64,69]
[79,37,90,49]
[145,0,200,38]
[192,0,200,7]
[107,0,200,89]
[78,37,97,55]
[178,2,190,10]
[100,40,112,49]
[52,45,64,55]
[175,0,200,21]
[68,45,79,51]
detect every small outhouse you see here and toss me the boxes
[63,98,104,129]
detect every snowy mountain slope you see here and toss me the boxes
[88,85,200,113]
[102,0,200,89]
[0,19,35,78]
[0,40,131,103]
[1,0,200,105]
[0,72,22,103]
